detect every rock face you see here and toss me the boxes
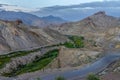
[47,47,100,69]
[51,11,120,48]
[0,20,67,54]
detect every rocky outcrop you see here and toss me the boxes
[47,47,101,68]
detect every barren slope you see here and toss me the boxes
[0,20,67,54]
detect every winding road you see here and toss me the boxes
[40,53,120,80]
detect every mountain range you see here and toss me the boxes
[0,11,47,27]
[0,1,120,24]
[41,15,66,24]
[32,1,120,21]
[0,11,66,27]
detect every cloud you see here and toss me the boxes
[0,4,38,12]
[52,1,119,9]
[32,1,120,21]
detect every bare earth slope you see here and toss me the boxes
[0,20,67,54]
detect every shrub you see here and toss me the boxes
[55,76,66,80]
[36,77,41,80]
[64,42,75,48]
[68,36,84,48]
[87,74,100,80]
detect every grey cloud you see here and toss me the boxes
[42,1,120,11]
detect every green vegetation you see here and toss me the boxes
[2,49,59,77]
[63,35,84,48]
[36,78,41,80]
[69,36,84,48]
[0,35,85,77]
[55,76,66,80]
[63,42,75,48]
[87,74,100,80]
[0,48,41,69]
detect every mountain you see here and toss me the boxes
[0,11,67,27]
[1,1,120,22]
[53,11,120,34]
[32,1,120,21]
[51,11,120,48]
[0,4,50,27]
[0,20,67,54]
[0,4,66,27]
[0,11,49,27]
[41,15,66,24]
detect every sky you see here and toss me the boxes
[0,0,104,8]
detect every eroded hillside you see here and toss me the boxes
[0,20,67,54]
